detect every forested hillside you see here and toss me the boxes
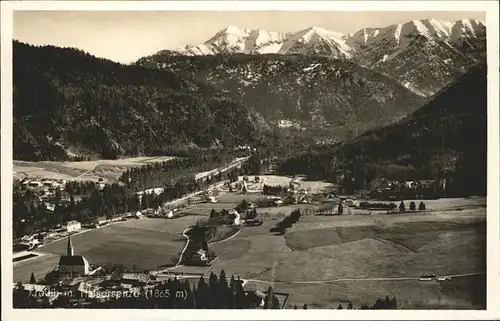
[13,41,270,161]
[278,63,487,196]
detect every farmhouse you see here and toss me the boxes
[196,249,208,262]
[58,236,90,276]
[121,273,150,286]
[63,220,81,232]
[96,216,107,224]
[228,209,241,226]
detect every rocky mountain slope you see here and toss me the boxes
[13,41,270,161]
[136,53,425,140]
[348,19,486,96]
[172,19,485,96]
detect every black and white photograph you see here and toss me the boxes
[1,0,499,319]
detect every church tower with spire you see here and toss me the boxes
[67,235,74,256]
[58,235,90,276]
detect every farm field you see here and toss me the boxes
[13,216,196,282]
[243,274,485,309]
[207,197,486,309]
[13,156,176,183]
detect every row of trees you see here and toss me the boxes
[295,296,398,310]
[337,296,397,309]
[270,209,302,235]
[263,184,288,196]
[398,201,426,212]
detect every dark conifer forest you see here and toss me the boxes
[13,41,269,161]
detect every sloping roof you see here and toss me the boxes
[65,220,80,226]
[59,255,88,266]
[15,284,47,292]
[60,276,86,286]
[77,281,93,293]
[122,273,150,283]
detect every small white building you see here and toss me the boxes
[63,221,81,232]
[197,249,208,261]
[229,209,241,226]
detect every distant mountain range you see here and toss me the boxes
[171,19,486,96]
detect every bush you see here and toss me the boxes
[359,202,397,210]
[399,201,406,212]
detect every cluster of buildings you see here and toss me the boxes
[20,177,66,193]
[370,179,447,200]
[15,236,158,305]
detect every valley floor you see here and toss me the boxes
[14,192,486,309]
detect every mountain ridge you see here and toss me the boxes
[176,19,484,57]
[169,18,485,96]
[136,53,426,141]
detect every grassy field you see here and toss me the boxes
[243,276,484,309]
[13,156,176,183]
[13,216,195,282]
[206,197,486,309]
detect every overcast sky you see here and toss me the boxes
[14,11,486,64]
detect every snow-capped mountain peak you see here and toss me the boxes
[168,19,485,97]
[221,25,246,35]
[277,26,352,58]
[179,25,289,55]
[177,19,485,57]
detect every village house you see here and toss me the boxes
[63,220,81,232]
[121,273,151,286]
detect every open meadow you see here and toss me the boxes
[13,156,176,183]
[13,216,197,282]
[207,197,486,309]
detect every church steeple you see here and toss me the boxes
[67,235,74,256]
